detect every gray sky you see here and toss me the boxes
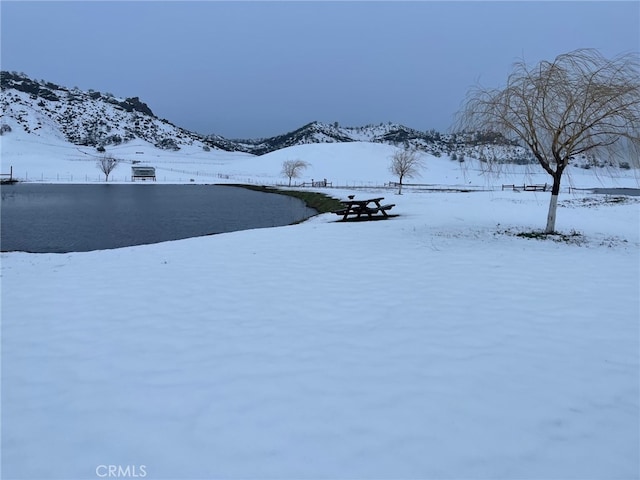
[2,1,638,139]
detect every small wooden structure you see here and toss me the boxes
[333,196,395,221]
[131,166,156,182]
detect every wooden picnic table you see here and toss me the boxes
[333,196,395,221]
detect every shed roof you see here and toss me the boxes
[131,166,156,175]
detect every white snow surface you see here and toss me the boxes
[1,132,639,480]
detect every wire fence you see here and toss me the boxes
[9,171,579,193]
[15,170,236,183]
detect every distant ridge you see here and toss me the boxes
[1,71,536,163]
[210,121,443,156]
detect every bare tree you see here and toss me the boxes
[97,155,119,182]
[389,148,424,194]
[456,49,640,233]
[281,159,309,187]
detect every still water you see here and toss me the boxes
[1,184,317,253]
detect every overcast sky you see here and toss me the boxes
[2,1,638,139]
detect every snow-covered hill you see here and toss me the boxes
[0,71,214,152]
[1,71,535,160]
[207,120,538,163]
[2,116,638,191]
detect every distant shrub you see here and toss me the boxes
[0,124,12,135]
[104,134,122,146]
[38,89,60,102]
[156,138,180,151]
[619,162,631,170]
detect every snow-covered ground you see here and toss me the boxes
[1,131,639,479]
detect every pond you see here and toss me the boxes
[1,184,317,253]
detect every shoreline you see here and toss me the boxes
[222,183,345,214]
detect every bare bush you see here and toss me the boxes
[97,155,119,182]
[281,159,309,187]
[389,148,425,194]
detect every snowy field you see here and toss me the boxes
[1,132,639,479]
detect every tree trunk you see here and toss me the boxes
[545,173,563,233]
[398,175,403,195]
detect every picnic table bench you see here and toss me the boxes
[333,196,395,221]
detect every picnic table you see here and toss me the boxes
[333,196,395,221]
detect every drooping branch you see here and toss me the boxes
[454,48,640,232]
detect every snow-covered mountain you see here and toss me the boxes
[219,121,537,164]
[0,71,213,152]
[0,71,551,165]
[213,121,443,156]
